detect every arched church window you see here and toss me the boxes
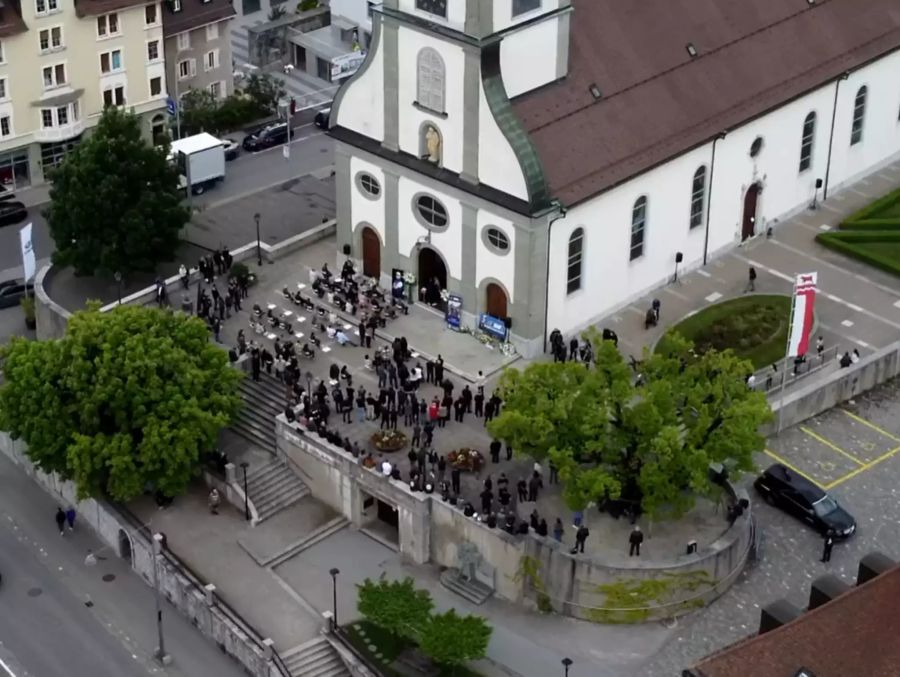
[417,47,445,114]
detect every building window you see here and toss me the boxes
[355,172,381,199]
[208,81,222,99]
[566,227,583,294]
[145,3,158,25]
[689,166,707,230]
[850,85,867,146]
[0,40,4,64]
[35,0,58,14]
[103,86,125,107]
[206,23,219,40]
[42,63,66,89]
[178,59,195,79]
[39,27,63,52]
[100,49,123,74]
[414,194,448,229]
[176,32,190,50]
[41,109,54,128]
[41,136,81,171]
[56,106,68,125]
[149,76,162,96]
[630,196,647,261]
[483,227,510,255]
[147,40,160,61]
[749,136,764,158]
[72,100,79,120]
[172,0,182,10]
[0,149,31,189]
[205,49,219,71]
[97,13,120,38]
[0,77,6,100]
[415,0,447,18]
[416,48,445,114]
[0,116,10,137]
[799,112,816,172]
[512,0,541,17]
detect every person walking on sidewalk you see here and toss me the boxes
[571,524,589,554]
[821,530,835,563]
[629,525,644,557]
[745,266,757,293]
[65,506,77,532]
[553,518,564,543]
[208,488,221,515]
[55,507,67,536]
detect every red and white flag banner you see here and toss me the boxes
[787,272,818,357]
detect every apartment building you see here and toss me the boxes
[162,0,234,118]
[0,0,169,190]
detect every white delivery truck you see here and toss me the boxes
[169,132,226,195]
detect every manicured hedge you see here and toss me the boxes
[841,186,900,226]
[817,232,900,277]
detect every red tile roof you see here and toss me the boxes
[0,0,27,37]
[512,0,900,206]
[75,0,151,18]
[691,564,900,676]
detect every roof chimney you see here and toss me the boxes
[759,598,803,634]
[808,574,850,610]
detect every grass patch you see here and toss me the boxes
[656,295,792,369]
[344,621,485,677]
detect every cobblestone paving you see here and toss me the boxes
[639,378,900,676]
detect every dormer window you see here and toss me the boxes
[512,0,541,17]
[415,0,446,19]
[172,0,182,11]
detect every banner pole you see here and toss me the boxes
[777,282,798,435]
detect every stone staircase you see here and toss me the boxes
[232,372,284,451]
[282,637,350,677]
[439,569,494,605]
[246,458,310,523]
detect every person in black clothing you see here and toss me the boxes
[462,385,472,413]
[425,360,435,384]
[417,447,427,473]
[484,399,495,424]
[516,521,529,535]
[569,337,579,361]
[629,526,644,557]
[380,406,390,429]
[498,486,511,507]
[483,475,492,492]
[529,509,540,531]
[528,473,542,501]
[490,392,502,416]
[437,455,446,483]
[434,356,445,384]
[490,439,502,464]
[516,478,528,503]
[536,519,549,537]
[408,449,417,468]
[251,348,261,382]
[474,390,485,417]
[412,424,421,448]
[389,407,398,430]
[506,443,513,462]
[572,525,589,554]
[55,507,67,535]
[454,398,465,423]
[821,530,835,562]
[451,467,462,495]
[480,488,493,515]
[505,513,516,534]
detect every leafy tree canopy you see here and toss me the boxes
[487,329,772,516]
[243,73,285,116]
[0,305,241,501]
[45,107,189,276]
[418,609,492,669]
[357,576,434,641]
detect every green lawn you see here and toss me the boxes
[655,295,792,369]
[853,241,900,260]
[345,621,484,677]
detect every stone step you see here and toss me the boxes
[246,459,285,486]
[230,417,276,451]
[239,377,285,408]
[255,486,309,522]
[439,569,494,606]
[235,406,279,437]
[251,472,305,505]
[282,638,350,677]
[266,516,349,567]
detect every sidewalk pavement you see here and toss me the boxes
[0,452,247,677]
[600,158,900,400]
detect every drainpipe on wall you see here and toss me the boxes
[702,131,728,266]
[823,71,851,202]
[542,200,568,354]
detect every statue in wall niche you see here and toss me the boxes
[457,541,481,582]
[425,125,441,164]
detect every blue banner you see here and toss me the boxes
[166,97,177,116]
[446,294,463,330]
[479,313,507,341]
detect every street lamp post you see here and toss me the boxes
[240,461,250,521]
[254,212,262,267]
[562,657,573,677]
[329,567,340,630]
[152,533,171,665]
[114,271,122,305]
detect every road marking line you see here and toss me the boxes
[846,303,863,313]
[764,449,823,487]
[696,269,712,278]
[825,444,900,490]
[841,409,900,443]
[894,300,900,309]
[818,224,831,231]
[825,293,843,303]
[705,292,722,303]
[849,188,870,198]
[800,426,865,466]
[663,286,690,301]
[841,320,854,327]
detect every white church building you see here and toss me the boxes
[328,0,900,357]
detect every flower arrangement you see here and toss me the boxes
[403,272,417,286]
[440,289,450,303]
[371,430,408,452]
[447,448,484,472]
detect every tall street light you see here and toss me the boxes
[240,461,250,521]
[152,533,171,665]
[329,567,340,630]
[562,657,573,677]
[254,212,262,266]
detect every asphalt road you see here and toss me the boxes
[0,452,248,677]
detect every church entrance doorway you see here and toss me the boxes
[418,247,447,307]
[742,183,761,241]
[361,226,381,279]
[485,283,508,319]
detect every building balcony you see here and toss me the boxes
[33,119,87,143]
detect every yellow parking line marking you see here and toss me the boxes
[842,409,900,443]
[763,449,823,488]
[800,426,865,466]
[825,444,900,490]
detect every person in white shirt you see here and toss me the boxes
[381,459,392,476]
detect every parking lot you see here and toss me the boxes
[764,400,900,491]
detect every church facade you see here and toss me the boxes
[329,0,900,357]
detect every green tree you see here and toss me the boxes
[45,107,189,276]
[181,88,221,135]
[357,576,434,642]
[488,329,771,517]
[244,73,286,116]
[268,3,287,20]
[418,609,492,671]
[0,305,242,501]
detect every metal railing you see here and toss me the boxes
[750,345,840,394]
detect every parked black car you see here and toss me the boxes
[0,200,27,227]
[0,280,35,309]
[314,108,331,129]
[241,122,288,152]
[754,463,856,538]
